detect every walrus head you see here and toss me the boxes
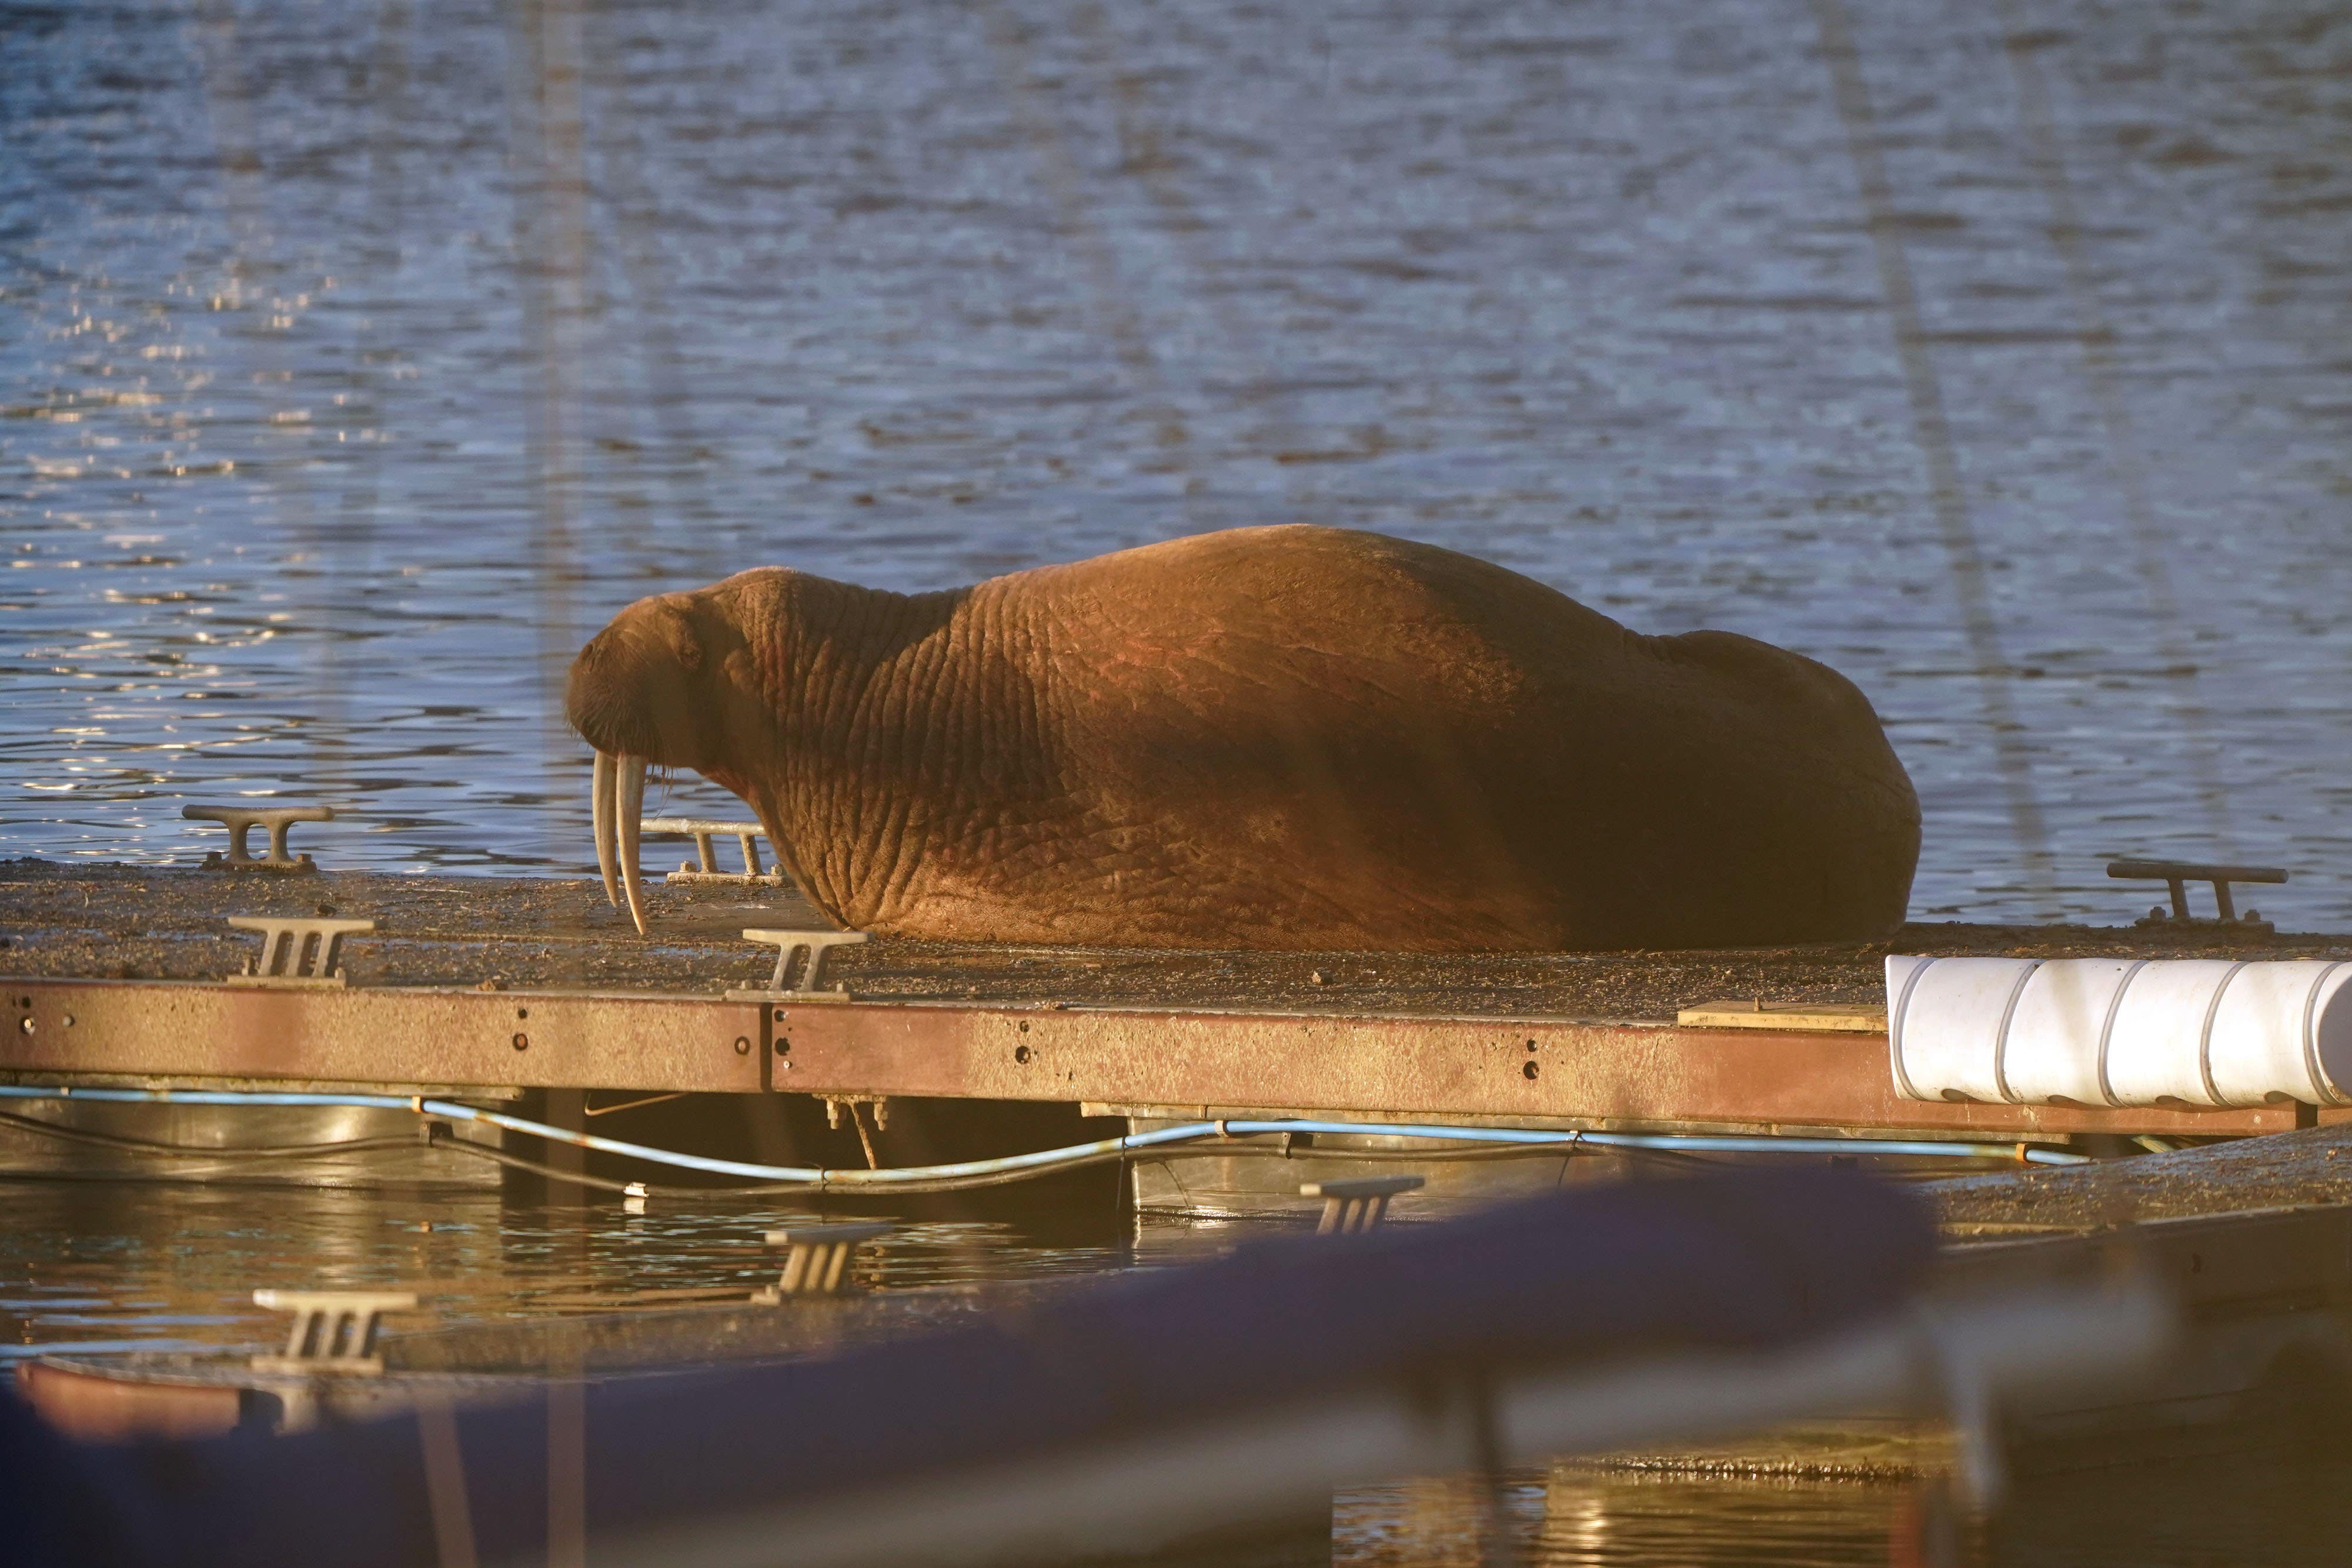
[565,583,770,934]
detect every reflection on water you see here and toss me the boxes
[10,1176,2352,1565]
[0,1179,1127,1363]
[1337,1453,2352,1568]
[4,0,2352,923]
[1338,1471,1915,1567]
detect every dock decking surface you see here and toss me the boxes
[1933,1120,2352,1231]
[4,858,2334,1020]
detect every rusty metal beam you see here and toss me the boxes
[764,1001,2334,1137]
[5,978,2343,1137]
[1,981,763,1094]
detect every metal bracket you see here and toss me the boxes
[226,916,376,987]
[751,1221,891,1302]
[820,1094,889,1131]
[249,1288,417,1376]
[184,804,335,872]
[1299,1174,1424,1233]
[643,817,787,885]
[724,928,870,1004]
[2108,858,2286,934]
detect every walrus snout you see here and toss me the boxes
[564,620,701,763]
[567,599,725,936]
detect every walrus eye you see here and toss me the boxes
[591,749,651,934]
[667,614,704,673]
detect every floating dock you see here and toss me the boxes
[15,850,2352,1505]
[5,857,2348,1216]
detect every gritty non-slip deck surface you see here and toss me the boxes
[4,857,2343,1022]
[1930,1121,2352,1232]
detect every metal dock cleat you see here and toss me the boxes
[643,817,787,885]
[1300,1174,1424,1234]
[751,1221,893,1302]
[249,1289,418,1376]
[183,804,335,872]
[225,916,376,987]
[2109,857,2286,935]
[726,928,870,1004]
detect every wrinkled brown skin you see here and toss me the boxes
[565,526,1920,951]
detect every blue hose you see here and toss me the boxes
[0,1083,2090,1184]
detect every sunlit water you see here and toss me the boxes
[5,0,2351,922]
[1334,1456,2352,1567]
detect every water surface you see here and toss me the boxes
[4,0,2350,922]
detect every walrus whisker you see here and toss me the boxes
[590,750,621,910]
[617,754,649,935]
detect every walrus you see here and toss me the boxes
[566,525,1919,951]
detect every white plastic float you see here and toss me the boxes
[1886,955,2352,1108]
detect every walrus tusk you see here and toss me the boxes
[617,753,649,935]
[591,750,620,910]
